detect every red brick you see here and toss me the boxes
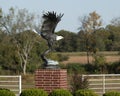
[35,69,68,93]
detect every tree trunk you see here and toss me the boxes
[23,63,26,75]
[23,52,28,75]
[87,51,90,64]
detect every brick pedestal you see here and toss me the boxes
[35,69,68,93]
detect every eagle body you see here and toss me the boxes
[40,11,63,49]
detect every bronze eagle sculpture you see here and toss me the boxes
[33,11,64,68]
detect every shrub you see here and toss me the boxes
[20,89,48,96]
[66,63,86,74]
[70,73,89,93]
[49,89,72,96]
[0,88,15,96]
[75,89,98,96]
[108,61,120,74]
[84,64,95,74]
[103,91,120,96]
[93,55,107,74]
[0,88,10,91]
[57,53,69,61]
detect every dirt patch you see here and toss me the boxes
[105,56,120,62]
[62,56,120,64]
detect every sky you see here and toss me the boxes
[0,0,120,32]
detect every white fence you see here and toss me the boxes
[0,75,21,96]
[82,74,120,96]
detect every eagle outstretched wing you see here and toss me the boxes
[40,11,64,33]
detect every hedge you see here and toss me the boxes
[0,88,15,96]
[75,89,98,96]
[20,89,48,96]
[103,91,120,96]
[49,89,72,96]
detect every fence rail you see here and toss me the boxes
[0,75,21,96]
[82,74,120,96]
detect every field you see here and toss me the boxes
[61,51,120,64]
[62,55,120,64]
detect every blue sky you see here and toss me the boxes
[0,0,120,32]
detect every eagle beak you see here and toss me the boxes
[32,29,38,33]
[56,36,64,41]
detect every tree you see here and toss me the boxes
[106,24,120,51]
[111,17,120,26]
[0,32,21,73]
[78,11,102,64]
[15,31,40,74]
[56,30,78,52]
[1,7,39,75]
[107,17,120,51]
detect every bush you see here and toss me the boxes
[0,88,15,96]
[66,63,86,74]
[75,89,98,96]
[93,55,107,74]
[20,89,48,96]
[57,53,69,61]
[70,73,89,93]
[108,61,120,74]
[103,91,120,96]
[0,88,10,91]
[49,89,72,96]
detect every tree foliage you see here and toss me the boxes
[0,7,41,74]
[78,11,102,64]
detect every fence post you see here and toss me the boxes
[19,75,22,95]
[103,74,105,94]
[82,75,84,81]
